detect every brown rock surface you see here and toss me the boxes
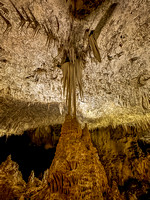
[46,115,109,199]
[0,155,26,200]
[91,125,150,199]
[0,120,149,199]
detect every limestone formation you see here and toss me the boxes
[0,0,149,134]
[0,120,149,199]
[47,115,109,199]
[0,155,26,200]
[91,125,150,199]
[0,0,149,199]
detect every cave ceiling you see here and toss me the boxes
[0,0,150,136]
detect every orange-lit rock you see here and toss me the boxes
[91,125,150,199]
[0,155,26,200]
[47,115,109,199]
[0,121,149,199]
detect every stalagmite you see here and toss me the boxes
[45,115,109,199]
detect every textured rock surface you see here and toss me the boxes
[0,119,149,199]
[26,115,111,199]
[46,115,110,199]
[91,126,150,199]
[0,0,150,135]
[0,155,26,200]
[0,116,122,199]
[0,96,64,136]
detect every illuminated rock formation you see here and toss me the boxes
[0,0,149,199]
[22,115,124,199]
[47,115,108,199]
[91,125,150,199]
[0,155,26,200]
[0,121,149,199]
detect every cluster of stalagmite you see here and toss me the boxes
[0,116,122,199]
[0,118,149,199]
[0,155,26,200]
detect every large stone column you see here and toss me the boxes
[46,115,109,199]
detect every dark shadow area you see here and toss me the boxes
[118,178,150,200]
[138,139,150,155]
[138,189,150,200]
[0,133,56,182]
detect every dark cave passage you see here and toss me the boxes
[0,133,56,182]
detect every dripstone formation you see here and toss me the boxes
[0,0,150,199]
[0,118,149,199]
[47,115,108,199]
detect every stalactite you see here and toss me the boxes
[61,58,83,116]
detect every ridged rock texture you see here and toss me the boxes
[0,0,150,135]
[0,0,150,199]
[46,115,109,200]
[24,115,114,199]
[0,155,26,200]
[91,125,150,199]
[0,117,149,199]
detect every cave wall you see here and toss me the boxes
[0,0,150,135]
[91,125,150,199]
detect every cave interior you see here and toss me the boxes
[0,0,150,199]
